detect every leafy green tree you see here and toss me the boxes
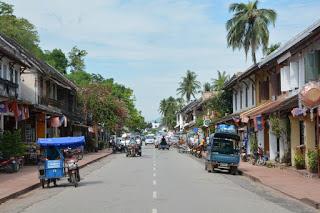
[177,70,201,102]
[67,70,92,86]
[159,96,180,130]
[263,42,280,56]
[226,0,277,64]
[212,71,229,91]
[203,82,212,92]
[206,90,233,118]
[0,1,43,58]
[68,46,87,73]
[91,73,105,83]
[81,84,128,131]
[44,49,68,74]
[159,99,168,116]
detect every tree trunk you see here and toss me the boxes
[251,50,257,64]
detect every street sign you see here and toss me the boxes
[203,119,211,127]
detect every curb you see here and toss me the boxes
[239,169,320,209]
[186,152,320,210]
[0,151,112,205]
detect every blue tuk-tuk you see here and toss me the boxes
[37,136,85,188]
[205,124,240,175]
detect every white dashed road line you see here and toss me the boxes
[153,191,157,199]
[153,180,157,185]
[153,173,156,177]
[152,208,157,213]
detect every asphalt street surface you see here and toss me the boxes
[0,146,317,213]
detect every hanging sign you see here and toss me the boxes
[291,107,307,117]
[300,81,320,109]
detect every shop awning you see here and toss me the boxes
[240,94,297,119]
[32,104,62,116]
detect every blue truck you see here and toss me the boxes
[205,124,240,175]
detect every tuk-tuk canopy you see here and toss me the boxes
[37,136,85,148]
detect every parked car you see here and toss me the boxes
[145,135,155,145]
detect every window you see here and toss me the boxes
[259,79,270,101]
[49,82,57,100]
[240,89,243,109]
[252,84,254,105]
[3,64,7,80]
[245,86,248,107]
[234,92,238,111]
[290,61,299,89]
[15,70,18,84]
[299,121,304,145]
[304,51,320,82]
[9,66,14,82]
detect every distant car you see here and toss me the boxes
[145,135,155,145]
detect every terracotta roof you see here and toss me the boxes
[215,112,240,124]
[240,94,297,119]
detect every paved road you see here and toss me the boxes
[0,146,317,213]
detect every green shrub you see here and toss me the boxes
[250,133,258,154]
[307,149,319,173]
[294,149,305,170]
[0,130,26,158]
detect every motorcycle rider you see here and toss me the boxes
[160,136,167,145]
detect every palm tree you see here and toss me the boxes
[176,97,185,111]
[203,82,212,92]
[263,42,280,56]
[212,71,229,91]
[159,99,167,116]
[226,0,277,64]
[177,70,201,102]
[159,97,179,129]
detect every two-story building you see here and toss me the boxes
[0,34,31,134]
[1,34,83,147]
[257,19,320,167]
[223,19,320,168]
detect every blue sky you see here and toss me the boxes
[8,0,320,121]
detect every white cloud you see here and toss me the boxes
[7,0,320,120]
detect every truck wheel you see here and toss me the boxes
[230,167,238,175]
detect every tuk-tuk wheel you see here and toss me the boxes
[40,179,45,188]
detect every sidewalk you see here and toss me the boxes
[239,162,320,209]
[0,149,112,204]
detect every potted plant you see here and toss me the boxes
[0,130,25,159]
[307,149,319,173]
[294,148,305,170]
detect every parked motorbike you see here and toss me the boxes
[66,157,80,187]
[0,155,24,173]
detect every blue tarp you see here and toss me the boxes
[37,136,85,148]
